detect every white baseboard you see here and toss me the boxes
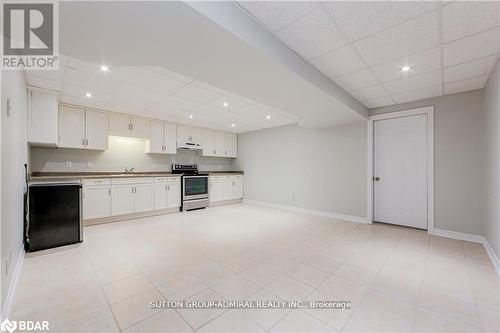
[1,247,24,321]
[429,228,500,277]
[243,199,369,224]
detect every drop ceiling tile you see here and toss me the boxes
[27,65,66,82]
[108,89,166,110]
[354,11,440,66]
[234,104,269,118]
[350,85,388,101]
[64,67,125,93]
[205,95,250,111]
[124,68,187,94]
[237,1,320,32]
[324,1,437,41]
[335,69,379,91]
[383,70,442,95]
[362,96,394,109]
[174,84,222,103]
[62,83,113,103]
[443,1,500,43]
[67,57,102,74]
[392,85,442,104]
[371,47,441,83]
[311,45,366,79]
[26,76,63,91]
[60,94,108,110]
[277,6,348,60]
[144,66,194,83]
[443,28,500,66]
[444,55,498,83]
[444,75,490,95]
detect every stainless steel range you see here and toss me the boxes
[172,164,209,211]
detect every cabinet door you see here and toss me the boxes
[111,185,134,216]
[209,179,224,202]
[232,178,243,199]
[153,183,168,209]
[222,179,233,200]
[28,89,58,146]
[83,186,111,220]
[85,110,108,150]
[148,121,164,154]
[190,128,203,147]
[109,114,131,137]
[59,105,85,148]
[164,124,177,154]
[214,132,225,156]
[224,133,237,157]
[202,130,214,156]
[131,117,149,139]
[177,126,190,146]
[134,183,153,213]
[167,181,181,208]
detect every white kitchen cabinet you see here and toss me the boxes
[85,109,108,150]
[153,178,181,209]
[177,125,202,148]
[224,133,237,158]
[28,88,58,146]
[209,175,243,202]
[111,185,134,216]
[109,114,149,139]
[134,183,154,212]
[214,132,226,156]
[59,105,85,149]
[83,185,111,220]
[146,121,176,154]
[202,130,214,156]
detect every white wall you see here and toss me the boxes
[484,59,500,260]
[1,70,28,313]
[234,123,367,218]
[371,90,485,235]
[30,136,234,173]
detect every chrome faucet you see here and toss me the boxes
[124,167,135,174]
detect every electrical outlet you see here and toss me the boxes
[66,161,72,168]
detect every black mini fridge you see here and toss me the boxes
[26,182,83,252]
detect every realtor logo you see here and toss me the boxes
[0,319,17,333]
[1,1,58,70]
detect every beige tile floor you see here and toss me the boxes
[11,204,500,332]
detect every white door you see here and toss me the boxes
[130,118,149,139]
[167,181,181,208]
[190,128,203,147]
[134,184,153,212]
[374,114,428,229]
[214,132,225,156]
[109,114,131,137]
[149,121,165,154]
[232,177,243,199]
[153,183,168,209]
[164,124,177,154]
[177,126,190,146]
[111,185,134,216]
[209,178,224,202]
[83,186,111,219]
[202,130,214,156]
[224,133,237,157]
[85,110,108,150]
[59,105,85,148]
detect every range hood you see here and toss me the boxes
[177,141,202,150]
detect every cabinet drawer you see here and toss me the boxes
[83,178,110,186]
[154,176,180,183]
[111,177,153,185]
[167,177,180,183]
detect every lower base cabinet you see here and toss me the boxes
[209,175,243,202]
[83,176,181,221]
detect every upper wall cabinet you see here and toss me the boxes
[146,121,177,154]
[201,130,237,158]
[177,125,202,149]
[27,88,58,146]
[59,105,109,150]
[109,114,148,139]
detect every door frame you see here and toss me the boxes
[367,106,434,231]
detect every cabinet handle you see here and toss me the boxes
[108,189,111,195]
[167,185,170,191]
[225,151,227,155]
[132,124,134,131]
[82,138,85,146]
[213,149,216,155]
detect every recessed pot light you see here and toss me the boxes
[401,65,412,72]
[231,124,235,127]
[188,114,194,119]
[100,65,109,72]
[266,115,271,120]
[223,102,229,108]
[85,92,92,98]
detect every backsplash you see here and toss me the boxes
[30,136,235,173]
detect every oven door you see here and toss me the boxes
[182,176,209,200]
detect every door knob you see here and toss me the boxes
[374,177,380,181]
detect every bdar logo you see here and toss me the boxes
[0,319,17,333]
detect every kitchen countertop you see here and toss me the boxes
[29,171,244,181]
